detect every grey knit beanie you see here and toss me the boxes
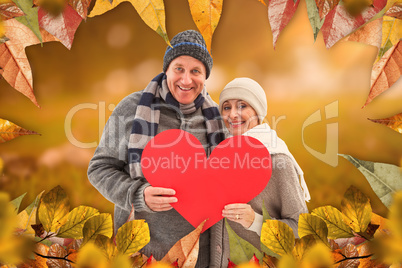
[219,78,268,122]
[163,30,213,79]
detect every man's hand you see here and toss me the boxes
[144,186,178,211]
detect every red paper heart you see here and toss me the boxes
[141,129,272,232]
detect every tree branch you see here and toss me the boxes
[34,251,75,264]
[334,254,374,264]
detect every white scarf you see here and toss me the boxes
[242,123,311,202]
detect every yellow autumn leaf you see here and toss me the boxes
[341,186,372,233]
[300,243,333,268]
[76,243,108,268]
[88,0,170,45]
[277,254,298,268]
[95,235,118,260]
[82,213,113,245]
[38,185,70,233]
[298,213,330,246]
[16,210,36,236]
[110,254,132,268]
[0,118,40,143]
[377,16,401,60]
[188,0,223,53]
[116,219,150,256]
[261,219,295,257]
[369,112,402,134]
[292,235,317,261]
[311,206,354,239]
[57,206,99,239]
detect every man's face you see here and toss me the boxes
[165,55,207,105]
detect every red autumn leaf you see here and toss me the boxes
[268,0,300,48]
[363,40,402,108]
[38,5,82,50]
[0,1,24,20]
[321,0,387,48]
[146,254,156,264]
[250,254,259,264]
[67,0,92,19]
[385,2,402,19]
[171,259,179,268]
[315,0,340,19]
[0,19,58,107]
[228,258,237,268]
[369,112,402,134]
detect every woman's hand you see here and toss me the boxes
[222,203,255,229]
[144,186,177,211]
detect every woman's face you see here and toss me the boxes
[221,99,259,136]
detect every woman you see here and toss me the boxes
[209,78,309,267]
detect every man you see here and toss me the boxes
[87,30,226,267]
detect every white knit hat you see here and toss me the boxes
[219,78,268,122]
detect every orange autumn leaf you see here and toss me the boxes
[315,0,340,19]
[362,40,402,108]
[0,19,58,107]
[369,112,402,134]
[0,118,39,143]
[161,220,206,267]
[356,242,386,268]
[342,17,382,49]
[19,243,49,268]
[188,0,223,53]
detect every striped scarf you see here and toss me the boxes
[128,72,225,179]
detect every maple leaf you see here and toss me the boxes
[188,0,223,53]
[0,19,58,107]
[68,0,92,19]
[369,112,402,134]
[363,40,401,108]
[0,1,24,20]
[315,0,340,19]
[12,0,42,43]
[320,0,387,48]
[0,118,40,143]
[38,5,82,50]
[89,0,170,46]
[385,2,402,18]
[268,0,301,48]
[341,17,382,49]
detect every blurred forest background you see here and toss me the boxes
[0,0,401,218]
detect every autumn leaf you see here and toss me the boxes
[68,0,92,19]
[38,185,70,233]
[388,191,402,238]
[311,206,355,239]
[371,212,389,237]
[0,1,24,20]
[369,112,402,134]
[188,0,223,53]
[268,0,300,48]
[89,0,170,46]
[261,219,295,257]
[116,219,150,256]
[340,154,402,207]
[260,202,280,258]
[20,242,49,268]
[385,2,402,18]
[299,243,333,268]
[76,243,108,268]
[10,192,26,213]
[356,242,386,267]
[13,0,42,43]
[337,244,360,267]
[292,234,317,261]
[38,5,82,50]
[0,19,59,107]
[162,219,206,267]
[95,235,118,260]
[320,0,387,48]
[16,191,44,237]
[377,16,401,60]
[298,213,330,246]
[46,243,72,268]
[57,205,100,239]
[306,0,325,40]
[0,118,40,143]
[315,0,340,19]
[340,185,372,233]
[82,213,113,245]
[225,219,263,264]
[342,17,382,49]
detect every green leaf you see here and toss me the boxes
[298,213,329,246]
[312,206,355,239]
[57,206,99,239]
[261,219,295,257]
[292,234,317,261]
[260,201,280,258]
[340,154,402,207]
[10,192,26,213]
[82,213,113,245]
[116,219,150,256]
[95,235,118,260]
[38,186,70,233]
[306,0,324,40]
[225,219,262,264]
[341,185,372,233]
[12,0,42,43]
